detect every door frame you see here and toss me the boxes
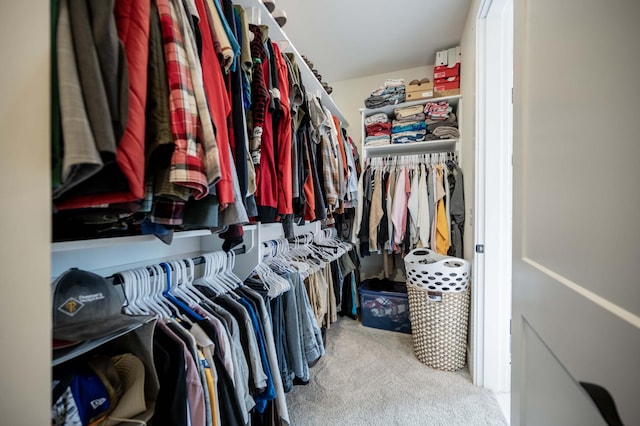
[472,0,513,393]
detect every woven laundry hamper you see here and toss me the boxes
[404,249,471,371]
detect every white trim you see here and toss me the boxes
[474,0,513,393]
[523,258,640,329]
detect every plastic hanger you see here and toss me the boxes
[182,258,211,302]
[160,262,204,321]
[170,259,200,307]
[213,252,239,292]
[194,253,222,296]
[120,270,144,316]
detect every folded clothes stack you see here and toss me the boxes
[423,101,460,139]
[364,112,391,146]
[424,101,453,120]
[391,104,427,144]
[364,79,406,108]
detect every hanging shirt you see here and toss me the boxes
[368,170,384,252]
[273,43,294,215]
[407,167,420,248]
[417,163,431,248]
[433,166,451,254]
[173,0,222,187]
[391,167,410,249]
[156,0,208,199]
[194,0,235,204]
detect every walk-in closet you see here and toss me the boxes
[5,0,636,425]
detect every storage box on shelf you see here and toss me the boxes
[359,278,412,334]
[433,45,461,96]
[405,79,434,101]
[360,93,462,160]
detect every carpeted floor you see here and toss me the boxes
[286,317,508,426]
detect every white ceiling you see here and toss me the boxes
[272,0,472,83]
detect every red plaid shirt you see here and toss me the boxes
[156,0,208,200]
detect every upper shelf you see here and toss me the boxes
[360,94,461,117]
[363,139,458,157]
[234,0,348,127]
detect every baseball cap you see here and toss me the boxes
[52,365,112,426]
[52,268,151,344]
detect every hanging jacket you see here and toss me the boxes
[55,0,150,209]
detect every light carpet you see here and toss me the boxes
[286,318,508,426]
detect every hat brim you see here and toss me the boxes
[53,314,152,343]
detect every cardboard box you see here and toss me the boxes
[434,80,460,92]
[435,50,448,66]
[405,80,434,92]
[448,47,458,67]
[434,75,460,85]
[433,63,460,79]
[434,88,461,97]
[406,89,434,101]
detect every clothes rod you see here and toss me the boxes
[108,245,247,284]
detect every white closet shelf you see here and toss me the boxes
[360,94,462,117]
[233,0,348,127]
[364,139,458,157]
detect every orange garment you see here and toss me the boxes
[435,166,451,254]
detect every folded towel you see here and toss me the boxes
[424,101,452,119]
[366,122,392,135]
[364,95,387,108]
[394,104,424,119]
[384,78,405,88]
[365,135,391,146]
[364,112,390,126]
[432,126,460,139]
[426,112,456,126]
[395,112,426,123]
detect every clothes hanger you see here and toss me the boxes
[193,253,222,296]
[160,262,204,321]
[148,264,174,318]
[182,257,211,302]
[211,252,239,291]
[120,270,144,316]
[172,259,204,306]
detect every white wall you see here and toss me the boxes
[0,1,51,424]
[460,0,483,383]
[460,0,481,262]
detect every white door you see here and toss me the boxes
[512,0,640,425]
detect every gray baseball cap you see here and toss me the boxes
[52,268,150,343]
